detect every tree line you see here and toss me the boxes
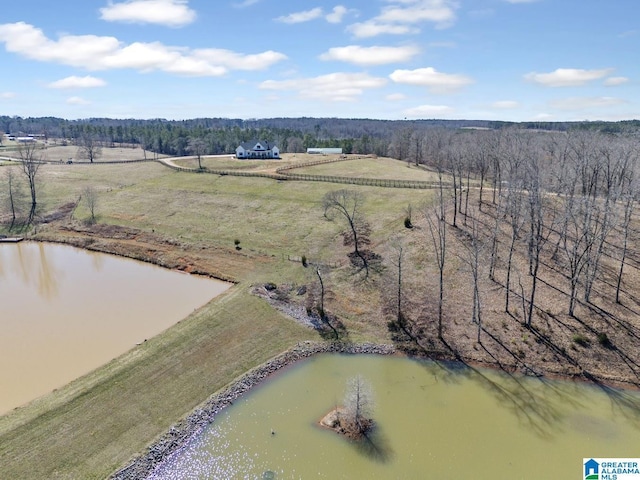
[392,128,639,346]
[3,115,640,159]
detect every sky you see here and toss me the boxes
[0,0,638,122]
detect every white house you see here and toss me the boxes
[235,140,280,159]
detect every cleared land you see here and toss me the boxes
[1,142,156,163]
[289,155,445,182]
[0,153,639,479]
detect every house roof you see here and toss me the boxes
[238,140,278,150]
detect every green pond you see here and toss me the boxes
[149,354,640,479]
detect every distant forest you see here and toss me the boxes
[2,115,639,157]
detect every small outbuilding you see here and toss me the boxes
[307,148,343,155]
[236,140,280,159]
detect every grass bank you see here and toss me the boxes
[0,284,314,479]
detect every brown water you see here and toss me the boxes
[0,242,230,414]
[150,354,640,480]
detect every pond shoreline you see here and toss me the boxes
[111,341,395,480]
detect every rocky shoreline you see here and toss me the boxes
[111,341,395,480]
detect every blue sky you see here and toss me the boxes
[0,0,638,121]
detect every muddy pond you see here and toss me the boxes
[0,242,230,414]
[150,354,640,480]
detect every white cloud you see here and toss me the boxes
[524,68,613,87]
[549,96,625,110]
[1,92,16,99]
[326,6,349,24]
[604,76,629,86]
[348,0,457,38]
[0,22,286,76]
[348,22,419,38]
[319,45,420,66]
[386,93,407,101]
[192,49,287,71]
[66,96,91,105]
[491,100,519,109]
[275,8,324,24]
[403,104,454,117]
[275,5,353,25]
[390,67,473,93]
[100,0,196,27]
[48,75,107,89]
[618,30,638,38]
[377,0,457,25]
[259,72,387,102]
[234,0,261,7]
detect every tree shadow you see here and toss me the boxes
[582,371,640,429]
[351,425,394,463]
[389,308,640,439]
[399,327,589,439]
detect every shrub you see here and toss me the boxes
[301,255,308,267]
[597,333,613,349]
[572,334,589,347]
[404,217,413,229]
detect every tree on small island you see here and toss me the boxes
[321,375,374,440]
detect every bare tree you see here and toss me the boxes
[77,133,102,163]
[459,214,483,342]
[409,129,425,166]
[314,266,340,339]
[523,151,546,327]
[322,189,371,277]
[424,129,452,223]
[425,206,446,339]
[83,186,98,224]
[504,180,525,314]
[342,375,374,437]
[3,167,24,230]
[448,146,464,228]
[285,136,304,153]
[187,137,207,170]
[389,127,413,163]
[488,192,504,282]
[616,191,635,304]
[17,141,42,225]
[385,238,412,337]
[471,131,492,210]
[561,195,599,317]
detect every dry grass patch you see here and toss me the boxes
[41,145,153,162]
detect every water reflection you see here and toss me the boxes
[0,242,230,414]
[0,242,62,300]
